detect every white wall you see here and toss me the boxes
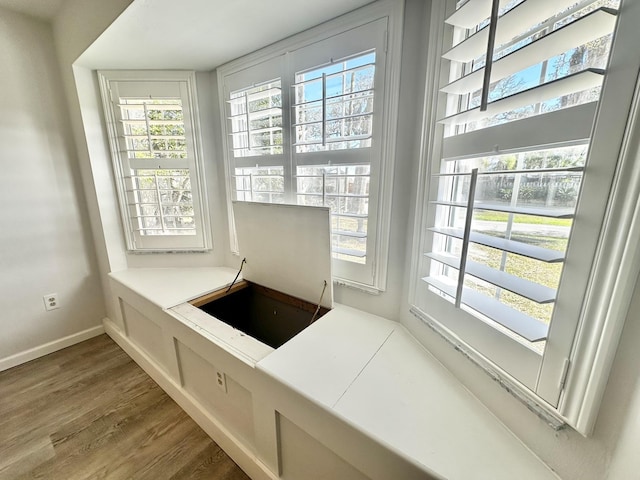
[333,0,427,320]
[0,7,105,368]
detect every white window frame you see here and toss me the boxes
[410,0,640,435]
[217,0,403,292]
[99,70,211,253]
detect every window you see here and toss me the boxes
[99,71,210,252]
[219,2,402,290]
[412,0,640,433]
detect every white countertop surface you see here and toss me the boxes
[109,267,238,309]
[258,306,559,480]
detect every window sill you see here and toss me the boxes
[334,277,382,295]
[410,305,567,431]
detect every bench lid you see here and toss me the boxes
[233,201,333,309]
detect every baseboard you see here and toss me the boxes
[0,324,105,372]
[103,318,278,480]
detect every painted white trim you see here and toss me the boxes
[409,307,566,430]
[103,318,278,480]
[562,70,640,435]
[407,0,447,307]
[0,325,105,372]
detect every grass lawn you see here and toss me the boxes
[466,235,567,324]
[474,210,572,227]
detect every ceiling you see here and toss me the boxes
[0,0,67,20]
[76,0,375,70]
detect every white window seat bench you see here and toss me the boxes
[105,267,558,480]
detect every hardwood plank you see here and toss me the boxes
[0,334,250,480]
[0,437,54,479]
[170,444,253,480]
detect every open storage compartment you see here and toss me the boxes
[190,202,333,349]
[191,280,330,348]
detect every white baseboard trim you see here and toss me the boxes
[103,318,277,480]
[0,324,105,372]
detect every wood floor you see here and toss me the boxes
[0,334,250,480]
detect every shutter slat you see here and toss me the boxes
[132,214,194,219]
[334,247,366,258]
[229,126,283,136]
[292,63,376,87]
[332,212,368,219]
[434,166,584,177]
[118,103,181,110]
[293,133,372,146]
[127,159,188,170]
[294,90,374,108]
[442,102,596,160]
[129,202,190,207]
[426,252,557,303]
[430,201,575,219]
[444,0,510,29]
[229,107,282,120]
[228,86,281,104]
[429,226,565,262]
[443,0,583,63]
[439,69,604,126]
[442,8,617,95]
[333,230,367,238]
[120,134,186,141]
[423,276,549,342]
[293,111,373,127]
[133,227,195,232]
[120,119,185,126]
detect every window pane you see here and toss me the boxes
[229,81,283,157]
[294,51,375,153]
[133,169,196,236]
[234,166,285,203]
[297,164,370,263]
[119,100,188,159]
[429,145,588,343]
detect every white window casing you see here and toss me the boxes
[98,71,211,253]
[217,0,404,292]
[411,0,640,435]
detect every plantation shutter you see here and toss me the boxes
[228,79,287,204]
[418,0,619,388]
[287,18,387,283]
[223,56,287,207]
[221,17,392,287]
[100,74,209,252]
[291,50,375,263]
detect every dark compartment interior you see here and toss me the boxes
[196,282,329,349]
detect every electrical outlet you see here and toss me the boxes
[215,370,227,393]
[43,293,59,311]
